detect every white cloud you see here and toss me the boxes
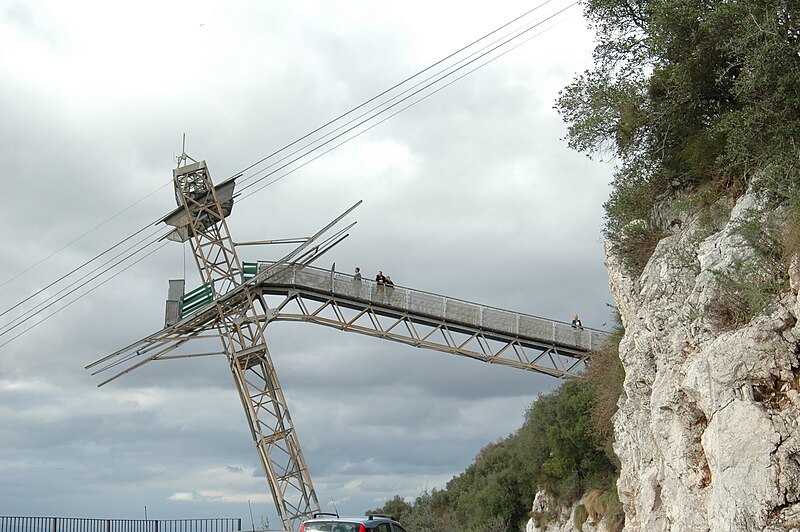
[168,492,195,502]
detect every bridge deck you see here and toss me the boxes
[89,261,610,386]
[254,263,607,357]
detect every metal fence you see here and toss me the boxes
[0,518,242,532]
[262,262,608,352]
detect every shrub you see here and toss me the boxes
[578,487,625,532]
[781,203,800,265]
[369,329,626,531]
[529,508,555,530]
[611,220,668,277]
[573,503,589,531]
[584,318,625,443]
[366,495,411,524]
[535,380,619,503]
[709,259,788,330]
[594,485,625,531]
[393,489,460,532]
[708,207,790,329]
[557,0,800,247]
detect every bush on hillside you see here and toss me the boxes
[557,0,800,269]
[369,340,624,531]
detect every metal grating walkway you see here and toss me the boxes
[254,263,608,378]
[89,262,609,386]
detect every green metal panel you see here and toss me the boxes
[179,283,214,318]
[242,262,258,282]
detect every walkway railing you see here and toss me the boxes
[256,262,607,353]
[0,517,242,532]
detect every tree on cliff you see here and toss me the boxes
[368,379,620,531]
[556,0,800,242]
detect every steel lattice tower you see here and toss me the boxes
[88,154,606,531]
[167,156,319,529]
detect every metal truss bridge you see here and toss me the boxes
[90,260,605,386]
[257,262,604,378]
[87,158,608,531]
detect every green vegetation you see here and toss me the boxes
[573,503,589,531]
[556,0,800,272]
[369,321,626,531]
[372,0,800,527]
[708,208,790,329]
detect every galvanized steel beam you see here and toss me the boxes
[254,263,604,379]
[89,155,608,531]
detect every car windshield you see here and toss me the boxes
[303,523,361,532]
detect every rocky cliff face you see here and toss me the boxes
[526,490,613,532]
[526,188,800,531]
[607,189,800,531]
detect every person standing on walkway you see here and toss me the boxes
[353,267,363,297]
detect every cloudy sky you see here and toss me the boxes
[0,0,615,528]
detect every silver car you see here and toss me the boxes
[299,513,408,532]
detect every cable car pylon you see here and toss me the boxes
[87,154,607,531]
[90,154,335,530]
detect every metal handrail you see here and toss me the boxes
[0,517,242,532]
[258,261,605,331]
[256,261,608,353]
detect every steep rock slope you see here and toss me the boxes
[526,490,613,532]
[609,190,800,531]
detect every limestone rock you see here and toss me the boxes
[525,490,613,532]
[608,189,800,531]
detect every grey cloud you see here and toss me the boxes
[0,0,611,524]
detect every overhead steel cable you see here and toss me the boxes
[0,225,167,337]
[230,0,559,182]
[236,2,578,196]
[0,228,171,340]
[1,0,564,321]
[239,8,577,199]
[0,213,169,321]
[234,2,573,193]
[0,0,577,346]
[0,241,170,350]
[0,180,171,292]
